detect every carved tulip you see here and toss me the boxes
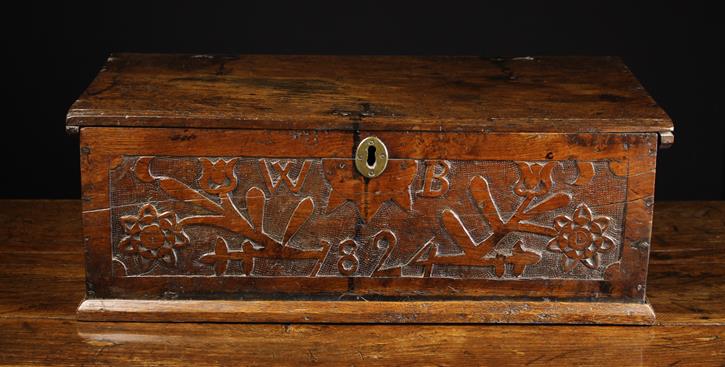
[199,158,238,195]
[514,162,556,197]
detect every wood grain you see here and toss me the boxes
[648,201,725,325]
[1,320,722,366]
[0,200,723,365]
[66,54,674,134]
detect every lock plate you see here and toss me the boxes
[355,136,389,178]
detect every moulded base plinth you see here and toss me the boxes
[77,298,656,325]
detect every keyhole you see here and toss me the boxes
[354,136,388,178]
[367,145,377,168]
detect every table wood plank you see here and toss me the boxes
[0,200,723,366]
[0,320,722,366]
[648,201,725,326]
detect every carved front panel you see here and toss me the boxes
[110,156,625,282]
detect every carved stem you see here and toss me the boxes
[177,193,274,248]
[508,194,535,224]
[503,222,557,238]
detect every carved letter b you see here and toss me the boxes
[418,160,450,198]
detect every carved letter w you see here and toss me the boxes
[259,159,312,194]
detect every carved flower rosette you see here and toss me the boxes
[118,203,190,272]
[547,203,616,272]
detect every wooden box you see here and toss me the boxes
[68,54,674,324]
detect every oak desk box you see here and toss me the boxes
[68,54,674,324]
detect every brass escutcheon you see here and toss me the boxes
[355,136,388,178]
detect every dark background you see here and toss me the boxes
[3,2,723,200]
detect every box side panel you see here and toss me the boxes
[80,127,656,302]
[605,132,658,301]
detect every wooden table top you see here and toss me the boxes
[1,200,722,366]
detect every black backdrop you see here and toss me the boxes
[3,1,723,200]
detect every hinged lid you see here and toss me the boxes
[67,54,674,139]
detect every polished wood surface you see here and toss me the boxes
[67,54,674,134]
[1,200,722,365]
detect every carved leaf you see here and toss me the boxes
[493,255,506,277]
[583,254,601,269]
[571,161,595,186]
[118,237,136,254]
[199,253,217,265]
[561,256,578,272]
[214,237,229,256]
[442,209,492,257]
[510,263,525,277]
[157,247,176,267]
[215,260,228,276]
[470,176,503,228]
[442,210,475,253]
[133,157,155,182]
[507,241,542,277]
[158,177,223,214]
[120,215,140,234]
[283,197,314,244]
[524,193,572,217]
[245,187,266,229]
